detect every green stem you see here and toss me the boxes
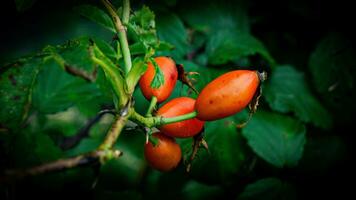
[122,0,130,24]
[130,109,157,128]
[146,96,157,117]
[101,0,132,74]
[160,111,197,124]
[118,32,132,74]
[130,110,198,128]
[99,114,129,150]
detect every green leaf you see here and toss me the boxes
[181,117,246,184]
[130,6,155,29]
[156,41,175,52]
[43,37,101,74]
[238,178,296,200]
[93,37,121,62]
[9,128,63,167]
[126,58,148,93]
[156,10,189,59]
[178,0,249,34]
[206,30,274,65]
[242,111,306,168]
[129,42,147,55]
[308,33,356,123]
[15,0,37,12]
[0,57,41,131]
[74,5,115,33]
[128,6,158,47]
[264,65,332,129]
[149,58,165,89]
[32,59,104,114]
[90,42,128,107]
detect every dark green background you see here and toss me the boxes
[1,0,355,199]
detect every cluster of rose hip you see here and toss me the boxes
[140,57,262,172]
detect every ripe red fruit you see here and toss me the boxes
[139,56,178,103]
[157,97,205,138]
[144,132,182,172]
[195,70,260,121]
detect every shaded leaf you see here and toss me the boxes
[264,65,332,129]
[206,30,274,65]
[156,10,189,59]
[308,33,356,124]
[242,111,306,168]
[9,128,63,167]
[74,5,115,33]
[238,178,296,200]
[32,59,104,114]
[0,57,41,130]
[178,0,249,34]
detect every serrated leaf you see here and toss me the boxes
[178,0,249,34]
[130,6,155,29]
[242,111,306,168]
[264,65,332,129]
[180,117,246,184]
[156,11,189,59]
[15,0,37,12]
[0,57,41,131]
[74,5,115,33]
[43,37,109,75]
[238,178,296,200]
[149,58,165,88]
[32,59,104,114]
[128,6,158,48]
[206,30,274,65]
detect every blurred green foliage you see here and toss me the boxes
[1,0,354,199]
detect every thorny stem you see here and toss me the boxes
[101,0,132,74]
[146,96,157,117]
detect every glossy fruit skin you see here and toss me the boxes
[139,57,178,103]
[144,132,182,172]
[157,97,205,138]
[196,70,260,121]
